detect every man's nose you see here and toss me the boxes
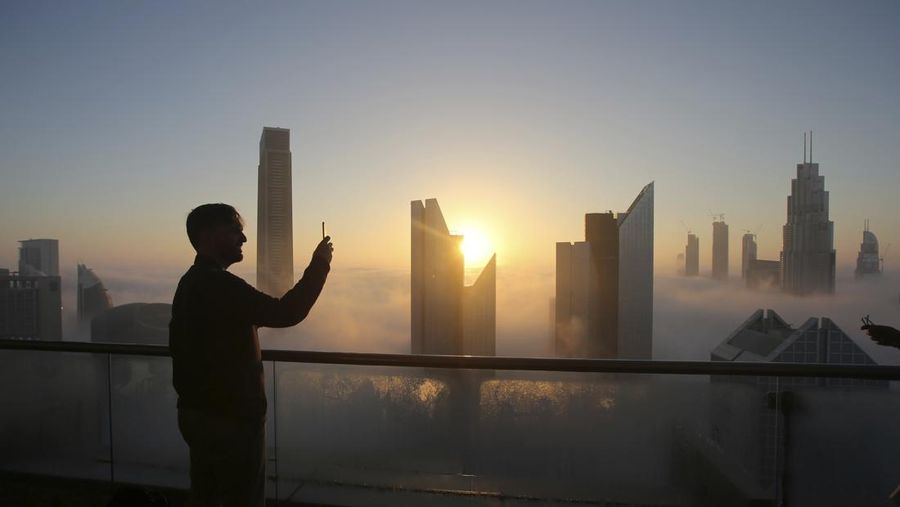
[240,232,247,243]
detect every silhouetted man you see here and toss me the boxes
[169,203,332,507]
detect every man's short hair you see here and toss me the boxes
[186,204,243,249]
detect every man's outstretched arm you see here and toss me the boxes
[862,324,900,350]
[244,237,333,328]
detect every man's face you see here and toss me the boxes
[211,219,247,266]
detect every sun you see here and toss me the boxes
[459,228,492,266]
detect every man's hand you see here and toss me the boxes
[861,324,900,350]
[313,236,333,264]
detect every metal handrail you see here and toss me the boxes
[2,339,899,379]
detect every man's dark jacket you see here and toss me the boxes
[169,254,329,420]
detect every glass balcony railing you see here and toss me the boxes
[1,339,899,506]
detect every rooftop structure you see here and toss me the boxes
[712,308,881,373]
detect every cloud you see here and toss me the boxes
[63,263,900,365]
[653,272,900,365]
[261,268,411,353]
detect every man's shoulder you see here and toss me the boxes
[176,264,252,292]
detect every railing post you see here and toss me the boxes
[107,352,115,487]
[273,360,279,506]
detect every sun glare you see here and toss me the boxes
[459,228,492,266]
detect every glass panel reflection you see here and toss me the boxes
[0,350,111,481]
[109,354,187,488]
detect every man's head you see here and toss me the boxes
[186,204,246,268]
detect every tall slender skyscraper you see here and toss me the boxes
[685,233,699,276]
[781,132,835,294]
[411,199,496,356]
[18,239,59,276]
[741,233,757,280]
[712,219,728,281]
[257,127,294,297]
[555,182,653,359]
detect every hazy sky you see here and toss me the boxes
[0,1,900,271]
[2,1,898,276]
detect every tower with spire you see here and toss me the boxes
[781,132,836,294]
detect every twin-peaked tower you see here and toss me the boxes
[411,199,496,356]
[781,132,835,294]
[257,127,294,297]
[555,183,654,359]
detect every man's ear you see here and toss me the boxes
[194,229,213,251]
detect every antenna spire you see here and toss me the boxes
[809,130,813,163]
[803,132,807,163]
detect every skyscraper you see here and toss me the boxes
[257,127,294,297]
[855,220,881,278]
[0,268,62,340]
[77,263,112,323]
[712,219,728,281]
[411,199,496,356]
[741,233,757,280]
[18,239,59,276]
[685,233,699,276]
[8,239,62,340]
[781,132,836,294]
[555,182,653,359]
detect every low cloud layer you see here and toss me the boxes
[65,264,900,365]
[654,273,900,365]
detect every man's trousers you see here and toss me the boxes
[177,408,266,507]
